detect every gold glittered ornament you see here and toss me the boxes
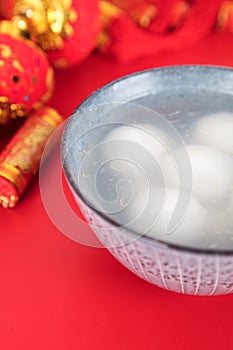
[0,0,101,68]
[0,0,78,51]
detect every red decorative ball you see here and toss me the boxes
[0,0,101,69]
[47,0,101,68]
[0,34,54,123]
[0,1,15,19]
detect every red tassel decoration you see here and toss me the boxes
[217,1,233,31]
[99,0,223,61]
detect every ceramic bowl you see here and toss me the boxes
[62,66,233,295]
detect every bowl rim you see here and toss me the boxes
[62,64,233,256]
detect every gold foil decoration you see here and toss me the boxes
[11,0,78,50]
[0,96,26,125]
[0,106,63,207]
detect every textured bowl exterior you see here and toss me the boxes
[62,65,233,295]
[74,193,233,296]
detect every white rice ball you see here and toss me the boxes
[98,124,175,189]
[162,145,233,203]
[192,112,233,154]
[125,187,205,246]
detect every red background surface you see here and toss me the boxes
[1,33,233,349]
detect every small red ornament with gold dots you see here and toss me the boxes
[0,33,54,124]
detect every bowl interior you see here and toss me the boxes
[62,65,233,253]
